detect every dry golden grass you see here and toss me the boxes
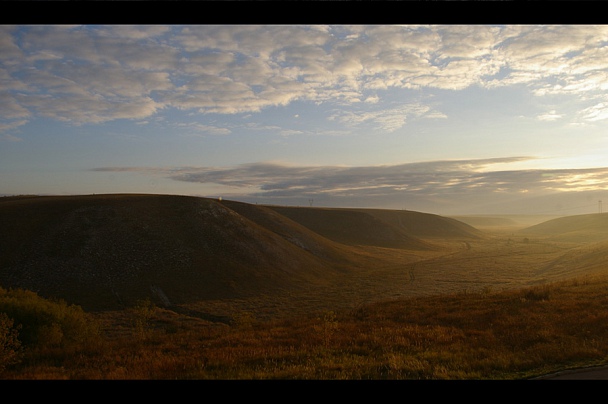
[3,273,608,380]
[170,227,605,323]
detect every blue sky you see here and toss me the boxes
[2,24,608,215]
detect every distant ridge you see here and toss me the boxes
[521,213,608,242]
[267,206,482,249]
[354,208,484,240]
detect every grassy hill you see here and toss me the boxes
[265,206,479,249]
[354,208,484,239]
[0,194,360,312]
[520,213,608,242]
[219,199,367,263]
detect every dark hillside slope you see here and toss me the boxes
[220,200,356,264]
[0,194,348,311]
[355,209,484,239]
[267,206,481,249]
[521,213,608,242]
[266,206,435,250]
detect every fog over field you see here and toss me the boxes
[1,23,607,215]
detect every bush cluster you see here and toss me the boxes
[0,286,102,372]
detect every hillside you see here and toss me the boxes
[219,200,364,263]
[0,194,478,314]
[520,213,608,242]
[0,194,357,312]
[535,240,608,279]
[447,215,518,228]
[265,206,479,250]
[355,208,484,239]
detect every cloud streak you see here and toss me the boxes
[92,158,608,213]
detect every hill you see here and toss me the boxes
[219,199,369,262]
[0,194,359,312]
[520,213,608,242]
[535,240,608,279]
[355,208,484,239]
[266,206,480,249]
[1,194,477,314]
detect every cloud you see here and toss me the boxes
[3,25,608,130]
[328,103,444,132]
[579,102,608,122]
[0,26,23,64]
[91,157,608,214]
[537,110,562,121]
[174,122,231,136]
[0,93,30,120]
[16,93,161,124]
[0,119,28,137]
[1,133,23,142]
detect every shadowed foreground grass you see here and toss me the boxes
[2,274,608,380]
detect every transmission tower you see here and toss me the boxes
[600,200,603,214]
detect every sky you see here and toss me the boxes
[2,24,608,215]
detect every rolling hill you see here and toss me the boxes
[0,194,355,311]
[520,213,608,242]
[0,194,481,313]
[355,208,484,239]
[266,206,481,249]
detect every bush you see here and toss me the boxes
[0,287,101,350]
[0,312,22,372]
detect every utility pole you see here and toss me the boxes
[600,200,603,214]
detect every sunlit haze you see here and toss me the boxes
[2,24,608,215]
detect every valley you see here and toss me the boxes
[2,193,606,327]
